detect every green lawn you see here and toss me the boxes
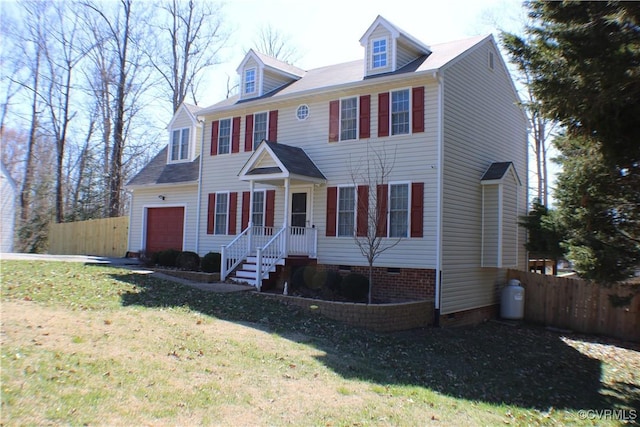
[2,260,638,426]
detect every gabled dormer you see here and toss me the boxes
[359,15,432,77]
[236,49,305,101]
[167,103,202,164]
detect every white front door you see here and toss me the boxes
[288,186,313,255]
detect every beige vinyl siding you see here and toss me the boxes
[263,71,293,95]
[481,185,499,267]
[396,44,421,69]
[440,40,527,314]
[128,184,198,253]
[502,179,519,267]
[197,77,440,268]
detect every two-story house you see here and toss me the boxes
[126,15,528,325]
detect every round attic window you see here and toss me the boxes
[296,104,309,121]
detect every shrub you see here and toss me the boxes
[177,251,200,271]
[157,249,180,267]
[290,265,316,291]
[341,273,369,302]
[201,252,221,273]
[139,249,158,267]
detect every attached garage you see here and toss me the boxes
[145,207,185,252]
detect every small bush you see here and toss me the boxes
[201,252,221,273]
[177,251,200,271]
[139,249,158,267]
[290,265,316,291]
[341,273,369,302]
[157,249,180,267]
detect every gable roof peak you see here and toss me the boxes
[236,48,305,78]
[359,15,431,55]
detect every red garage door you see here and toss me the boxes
[146,207,184,253]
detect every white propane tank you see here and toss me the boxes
[501,279,525,320]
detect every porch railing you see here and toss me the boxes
[255,227,287,291]
[221,225,318,285]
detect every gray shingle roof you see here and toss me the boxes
[261,141,326,180]
[481,162,514,181]
[126,146,199,186]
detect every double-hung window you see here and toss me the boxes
[253,112,268,149]
[252,191,265,227]
[217,119,231,154]
[372,38,387,69]
[391,89,410,135]
[214,193,228,235]
[171,128,190,161]
[340,98,358,141]
[337,187,356,236]
[389,183,409,237]
[244,68,256,94]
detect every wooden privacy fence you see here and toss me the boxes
[507,269,640,342]
[49,217,129,258]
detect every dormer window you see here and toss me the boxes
[171,128,190,161]
[372,38,387,68]
[244,68,256,95]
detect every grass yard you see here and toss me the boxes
[1,260,639,426]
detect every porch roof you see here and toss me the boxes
[238,141,326,185]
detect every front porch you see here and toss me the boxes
[221,140,326,290]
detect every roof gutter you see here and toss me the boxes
[433,70,444,327]
[195,118,206,254]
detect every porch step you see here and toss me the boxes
[229,256,285,286]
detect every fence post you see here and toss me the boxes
[256,247,262,292]
[221,245,227,281]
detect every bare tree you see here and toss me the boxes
[146,0,229,112]
[253,23,301,64]
[349,145,402,304]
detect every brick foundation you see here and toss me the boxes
[439,304,498,327]
[314,264,436,302]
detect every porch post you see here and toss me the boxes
[283,178,290,256]
[248,180,254,252]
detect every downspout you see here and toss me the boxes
[434,70,444,327]
[194,118,205,254]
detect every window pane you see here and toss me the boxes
[218,119,231,154]
[391,90,410,135]
[171,130,180,161]
[253,112,267,149]
[245,68,255,94]
[340,98,357,141]
[373,39,387,68]
[338,187,355,236]
[215,193,228,235]
[180,128,189,159]
[252,191,264,227]
[389,184,408,237]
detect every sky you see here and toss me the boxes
[200,0,526,105]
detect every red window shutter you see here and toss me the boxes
[410,182,424,237]
[328,100,339,142]
[359,95,371,139]
[378,92,389,137]
[376,184,388,237]
[211,121,219,156]
[244,114,254,151]
[356,185,369,237]
[326,186,337,236]
[231,116,241,153]
[241,191,250,230]
[268,110,278,141]
[228,192,237,235]
[412,86,425,133]
[265,190,275,227]
[207,193,216,234]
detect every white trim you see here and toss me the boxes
[338,96,359,142]
[195,119,205,253]
[390,87,412,137]
[336,184,357,238]
[216,117,233,155]
[168,127,192,163]
[435,71,444,313]
[289,184,313,228]
[213,191,230,235]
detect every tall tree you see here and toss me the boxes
[520,1,640,169]
[147,0,229,112]
[253,24,301,64]
[553,134,639,282]
[501,32,556,206]
[507,1,640,281]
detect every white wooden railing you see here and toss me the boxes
[221,225,318,287]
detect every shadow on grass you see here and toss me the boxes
[114,271,634,413]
